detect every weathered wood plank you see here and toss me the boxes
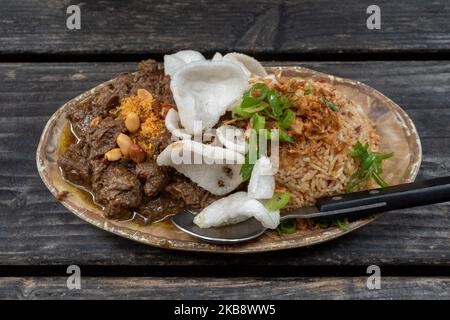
[1,277,449,299]
[0,61,449,267]
[1,1,450,55]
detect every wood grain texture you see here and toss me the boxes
[0,61,449,267]
[1,277,449,299]
[1,0,450,55]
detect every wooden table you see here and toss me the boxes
[1,0,449,299]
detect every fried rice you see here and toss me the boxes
[269,77,380,210]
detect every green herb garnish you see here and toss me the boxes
[346,141,394,192]
[234,83,298,180]
[270,192,294,236]
[279,109,296,129]
[279,93,296,108]
[251,113,266,131]
[232,104,252,119]
[241,95,260,109]
[240,153,254,182]
[304,81,313,95]
[319,218,350,231]
[266,192,291,211]
[267,90,283,117]
[242,102,268,113]
[249,83,269,101]
[232,83,297,125]
[278,129,294,144]
[239,129,258,181]
[336,219,351,230]
[276,219,297,236]
[322,97,340,112]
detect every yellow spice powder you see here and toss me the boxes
[114,89,165,157]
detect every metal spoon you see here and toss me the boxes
[172,177,450,244]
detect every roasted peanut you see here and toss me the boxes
[105,148,122,161]
[129,143,146,163]
[137,88,152,101]
[116,133,132,156]
[125,112,140,133]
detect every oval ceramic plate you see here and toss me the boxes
[36,66,422,253]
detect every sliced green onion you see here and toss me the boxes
[336,218,350,231]
[234,84,297,144]
[262,109,278,120]
[252,113,267,158]
[276,219,297,236]
[249,83,269,101]
[266,192,291,211]
[244,101,268,113]
[240,155,254,182]
[279,129,294,144]
[241,95,261,109]
[318,218,350,231]
[322,97,340,112]
[267,90,283,118]
[240,129,258,181]
[251,113,266,131]
[279,109,296,129]
[279,94,294,108]
[304,81,313,95]
[232,105,252,119]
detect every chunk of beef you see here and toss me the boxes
[87,117,124,159]
[135,161,167,197]
[67,98,102,139]
[129,60,174,118]
[93,164,142,219]
[95,73,134,113]
[164,176,208,208]
[58,59,187,222]
[91,159,108,185]
[150,130,172,153]
[57,141,91,186]
[133,60,168,96]
[65,60,172,142]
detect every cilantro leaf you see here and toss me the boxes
[346,141,394,192]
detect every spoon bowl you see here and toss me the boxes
[172,211,266,244]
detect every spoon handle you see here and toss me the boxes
[302,176,450,221]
